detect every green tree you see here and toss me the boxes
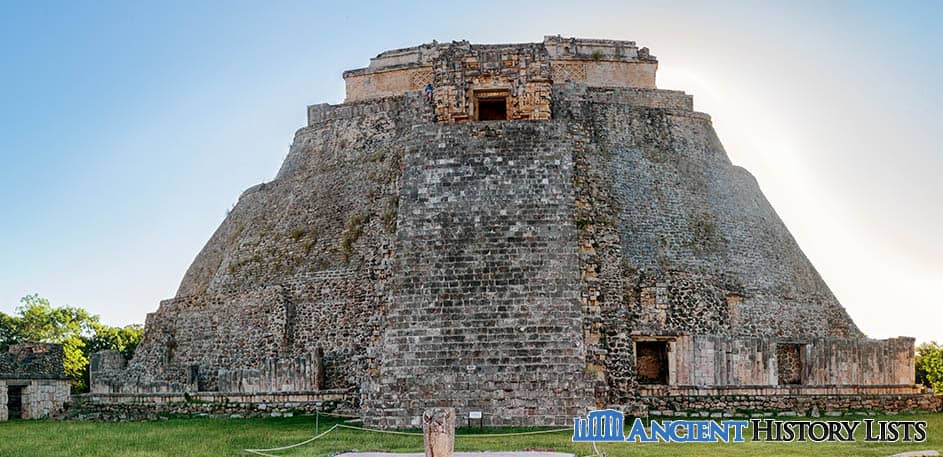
[0,312,20,353]
[75,323,144,389]
[87,323,144,360]
[14,294,98,392]
[916,342,943,394]
[5,294,143,393]
[16,294,97,342]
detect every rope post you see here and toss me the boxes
[333,422,337,455]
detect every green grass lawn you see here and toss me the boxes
[0,413,941,457]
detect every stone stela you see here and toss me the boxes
[423,407,455,457]
[77,36,939,428]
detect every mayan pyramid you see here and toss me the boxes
[89,37,923,428]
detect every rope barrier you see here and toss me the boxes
[336,424,425,436]
[336,424,571,438]
[244,424,339,456]
[315,410,362,419]
[242,419,578,456]
[458,428,572,437]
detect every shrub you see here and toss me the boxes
[341,213,370,261]
[916,342,943,394]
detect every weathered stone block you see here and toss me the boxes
[423,407,454,457]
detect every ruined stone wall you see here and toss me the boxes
[550,84,868,408]
[362,120,593,428]
[21,380,70,419]
[637,386,942,417]
[344,67,433,102]
[342,41,440,103]
[1,379,70,420]
[550,60,656,89]
[804,337,915,385]
[668,335,776,386]
[542,35,658,89]
[0,343,70,420]
[71,389,354,421]
[574,86,692,110]
[88,359,194,395]
[0,354,10,374]
[0,343,66,377]
[664,335,913,387]
[94,348,324,394]
[0,383,6,421]
[217,351,323,393]
[89,350,126,393]
[543,35,652,61]
[113,94,434,395]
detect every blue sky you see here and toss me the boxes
[1,1,940,343]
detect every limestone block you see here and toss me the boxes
[423,408,454,457]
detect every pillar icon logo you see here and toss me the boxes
[572,409,626,442]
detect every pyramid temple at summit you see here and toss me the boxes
[79,36,940,427]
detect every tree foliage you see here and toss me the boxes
[86,322,144,360]
[0,312,19,352]
[1,294,143,393]
[916,342,943,394]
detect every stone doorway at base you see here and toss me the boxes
[6,384,24,419]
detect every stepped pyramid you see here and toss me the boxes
[90,37,927,428]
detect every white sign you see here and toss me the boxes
[469,411,483,419]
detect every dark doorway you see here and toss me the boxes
[476,97,508,121]
[636,341,669,385]
[7,385,23,419]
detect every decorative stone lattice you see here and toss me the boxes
[409,68,434,88]
[551,61,588,82]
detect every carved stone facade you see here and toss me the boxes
[85,37,936,427]
[430,42,552,122]
[343,36,657,124]
[0,343,71,420]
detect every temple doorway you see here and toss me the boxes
[636,341,669,385]
[474,90,509,121]
[6,385,23,419]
